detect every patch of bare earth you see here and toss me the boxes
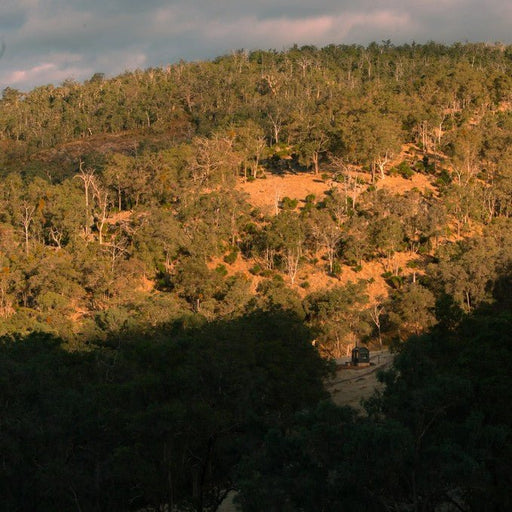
[375,172,434,195]
[327,350,394,411]
[237,168,434,215]
[237,172,334,216]
[236,170,430,300]
[293,250,422,302]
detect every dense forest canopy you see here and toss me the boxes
[1,42,512,510]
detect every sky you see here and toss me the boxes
[1,0,512,91]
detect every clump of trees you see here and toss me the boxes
[3,272,512,511]
[237,286,512,511]
[0,310,330,512]
[1,42,512,350]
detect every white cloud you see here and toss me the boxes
[194,11,413,52]
[206,15,335,42]
[4,61,93,88]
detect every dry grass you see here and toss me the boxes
[235,164,433,301]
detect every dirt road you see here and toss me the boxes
[218,351,394,511]
[327,350,394,411]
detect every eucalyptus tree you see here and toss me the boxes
[342,107,402,182]
[303,280,370,356]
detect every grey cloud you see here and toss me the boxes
[1,0,512,90]
[0,12,27,33]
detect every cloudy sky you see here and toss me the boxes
[1,0,512,91]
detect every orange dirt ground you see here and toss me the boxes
[234,170,432,300]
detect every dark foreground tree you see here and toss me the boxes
[237,293,512,511]
[373,303,512,511]
[0,310,330,512]
[236,401,409,512]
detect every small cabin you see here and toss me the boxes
[351,346,370,367]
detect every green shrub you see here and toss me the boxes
[272,273,285,283]
[331,261,343,277]
[281,196,298,210]
[391,161,415,179]
[249,264,262,275]
[436,169,452,186]
[215,264,228,276]
[223,249,239,265]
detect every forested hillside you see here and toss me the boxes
[1,41,512,510]
[1,42,512,352]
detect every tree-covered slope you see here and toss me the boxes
[1,42,512,354]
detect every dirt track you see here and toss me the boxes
[218,350,394,511]
[327,350,394,411]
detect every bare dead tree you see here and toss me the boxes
[20,201,35,256]
[75,162,96,239]
[90,179,110,245]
